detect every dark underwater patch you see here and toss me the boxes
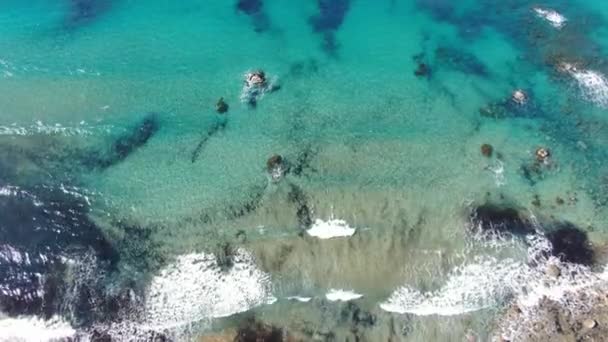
[191,117,228,163]
[0,185,117,318]
[236,0,270,33]
[435,46,488,77]
[287,183,312,229]
[65,0,113,30]
[469,203,536,236]
[92,113,159,169]
[546,223,594,265]
[309,0,350,54]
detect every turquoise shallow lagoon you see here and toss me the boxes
[1,0,608,341]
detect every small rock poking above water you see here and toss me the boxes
[266,154,287,181]
[511,89,528,105]
[535,147,551,163]
[481,144,493,157]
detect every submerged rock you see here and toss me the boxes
[511,89,528,105]
[435,46,488,77]
[65,0,113,29]
[414,62,430,77]
[481,144,493,157]
[215,97,229,114]
[546,223,594,265]
[470,204,535,236]
[266,154,287,181]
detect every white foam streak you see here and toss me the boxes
[144,249,274,328]
[287,296,312,303]
[307,218,357,239]
[533,8,567,28]
[0,316,75,342]
[569,68,608,108]
[326,289,363,302]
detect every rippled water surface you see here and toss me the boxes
[1,0,608,341]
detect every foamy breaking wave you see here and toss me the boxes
[326,289,363,302]
[143,249,275,329]
[533,8,567,28]
[382,234,608,320]
[0,316,75,342]
[381,257,523,315]
[568,68,608,108]
[0,121,112,137]
[307,218,357,239]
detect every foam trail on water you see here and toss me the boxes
[307,217,357,239]
[381,256,522,316]
[326,289,363,302]
[0,316,76,341]
[287,296,312,303]
[143,249,275,329]
[533,8,567,28]
[569,68,608,108]
[382,233,608,320]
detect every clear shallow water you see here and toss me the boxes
[1,0,608,341]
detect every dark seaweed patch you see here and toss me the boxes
[65,0,113,29]
[0,185,117,318]
[92,113,159,169]
[292,146,318,177]
[470,204,535,236]
[191,118,227,163]
[287,183,312,229]
[309,0,350,54]
[236,0,270,32]
[435,46,488,77]
[225,185,267,220]
[546,223,594,265]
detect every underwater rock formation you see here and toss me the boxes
[191,118,227,163]
[65,0,113,30]
[0,185,117,318]
[435,46,488,77]
[546,223,594,266]
[287,183,312,229]
[236,0,270,32]
[469,204,536,236]
[93,113,159,169]
[309,0,351,54]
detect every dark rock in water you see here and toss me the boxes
[0,185,117,318]
[214,242,235,272]
[216,97,229,114]
[414,62,430,77]
[481,144,493,157]
[292,147,318,177]
[191,118,227,163]
[65,0,113,29]
[267,154,283,172]
[95,113,159,169]
[236,0,262,14]
[309,0,350,54]
[310,0,350,32]
[236,0,270,32]
[546,223,594,265]
[236,317,283,342]
[470,204,535,236]
[435,46,488,77]
[287,183,312,229]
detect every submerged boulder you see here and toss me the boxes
[481,144,493,157]
[469,204,536,236]
[546,223,594,265]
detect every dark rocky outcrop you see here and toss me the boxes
[469,204,536,236]
[309,0,351,54]
[481,144,493,157]
[546,223,594,265]
[435,46,488,77]
[65,0,113,30]
[92,113,159,169]
[191,118,227,163]
[287,183,312,229]
[236,0,270,32]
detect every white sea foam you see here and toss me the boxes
[0,316,76,342]
[143,249,275,330]
[326,289,363,302]
[485,160,506,187]
[381,256,523,316]
[287,296,312,303]
[568,68,608,108]
[382,232,608,320]
[306,218,357,239]
[533,8,567,28]
[0,122,99,137]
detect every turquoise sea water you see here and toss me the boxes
[1,0,608,341]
